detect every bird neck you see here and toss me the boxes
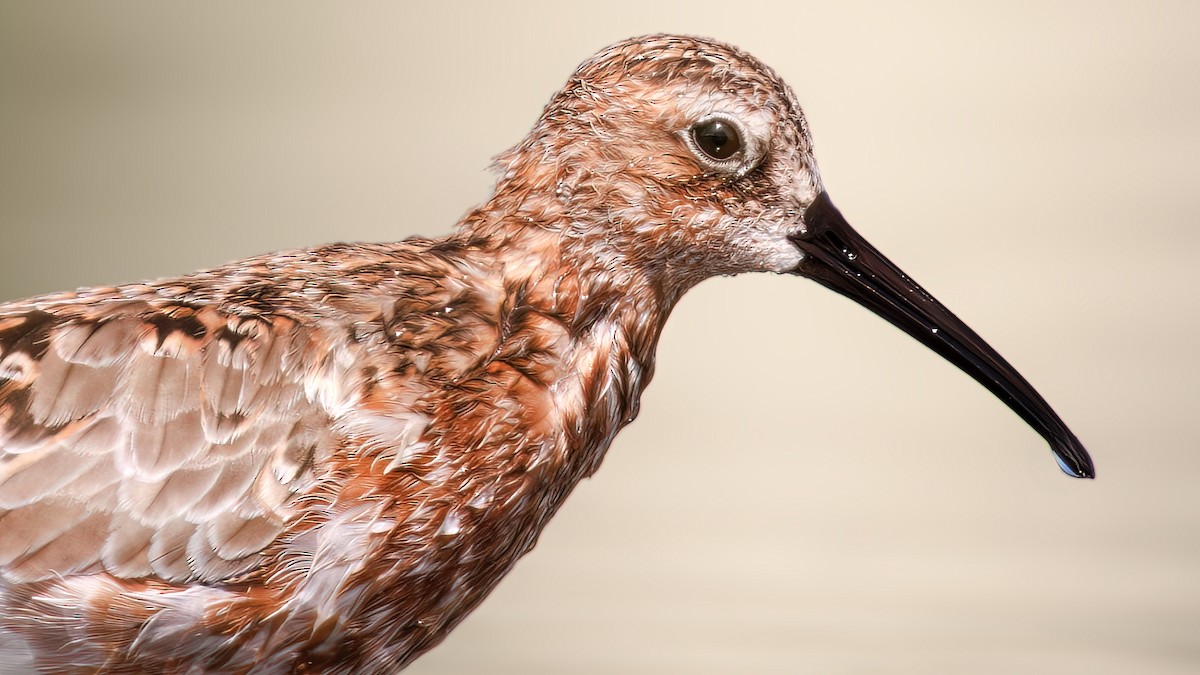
[451,193,678,482]
[457,174,693,304]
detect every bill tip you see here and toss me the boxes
[1054,452,1095,479]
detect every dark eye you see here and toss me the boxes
[691,118,742,161]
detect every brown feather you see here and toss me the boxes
[0,35,829,673]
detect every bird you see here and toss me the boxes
[0,34,1093,673]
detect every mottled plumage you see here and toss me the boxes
[0,35,1091,673]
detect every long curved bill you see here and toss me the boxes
[789,192,1094,478]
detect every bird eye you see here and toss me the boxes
[690,118,742,161]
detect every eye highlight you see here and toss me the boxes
[690,118,742,161]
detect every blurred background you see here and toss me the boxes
[1,2,1197,673]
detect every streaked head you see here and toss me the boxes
[497,34,1093,479]
[498,34,820,282]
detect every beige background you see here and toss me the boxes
[1,2,1197,673]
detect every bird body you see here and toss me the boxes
[0,233,665,672]
[0,35,1092,673]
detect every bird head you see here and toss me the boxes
[492,34,1093,479]
[497,35,818,284]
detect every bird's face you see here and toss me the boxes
[503,35,1093,479]
[516,35,822,283]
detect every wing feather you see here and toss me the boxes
[206,509,282,561]
[118,463,225,527]
[0,499,94,566]
[28,346,118,426]
[148,520,198,580]
[5,510,108,581]
[0,299,340,585]
[102,513,156,577]
[0,444,104,508]
[121,350,201,424]
[184,452,261,523]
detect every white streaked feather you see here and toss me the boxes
[51,319,143,367]
[0,306,347,584]
[101,513,156,577]
[0,499,91,566]
[205,509,282,561]
[5,510,107,581]
[0,444,103,508]
[61,451,122,499]
[28,348,118,426]
[183,452,260,523]
[120,353,200,424]
[119,465,224,527]
[148,519,197,580]
[68,414,123,454]
[126,409,207,480]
